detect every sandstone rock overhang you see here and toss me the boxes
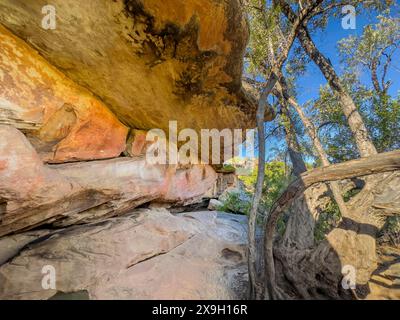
[0,0,273,135]
[0,125,219,236]
[0,0,272,237]
[0,25,128,163]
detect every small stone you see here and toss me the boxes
[208,199,223,211]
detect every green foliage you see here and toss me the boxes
[219,164,236,173]
[245,0,291,78]
[313,76,400,162]
[242,2,399,243]
[316,12,400,159]
[368,94,400,152]
[216,192,251,216]
[378,215,400,246]
[338,13,400,84]
[218,161,289,220]
[240,161,290,210]
[343,187,362,202]
[314,200,342,243]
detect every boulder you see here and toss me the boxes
[0,0,273,136]
[0,209,248,300]
[204,172,238,199]
[0,25,128,163]
[208,199,223,211]
[0,125,218,236]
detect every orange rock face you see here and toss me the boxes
[125,129,154,157]
[0,0,272,136]
[0,25,128,163]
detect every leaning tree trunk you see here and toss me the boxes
[275,77,349,218]
[277,1,377,158]
[279,101,307,177]
[273,80,351,281]
[295,26,377,158]
[264,150,400,299]
[248,1,325,299]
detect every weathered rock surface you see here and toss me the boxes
[0,125,218,236]
[0,230,51,266]
[275,170,400,299]
[0,0,273,135]
[124,129,153,157]
[366,246,400,300]
[0,0,264,236]
[208,199,223,211]
[0,209,248,300]
[0,25,128,163]
[207,172,238,198]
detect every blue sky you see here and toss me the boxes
[296,8,400,106]
[258,6,400,162]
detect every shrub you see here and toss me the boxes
[378,215,400,246]
[217,191,251,215]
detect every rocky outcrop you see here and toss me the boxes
[0,0,266,235]
[0,0,258,300]
[0,209,248,300]
[0,25,128,163]
[366,246,400,300]
[218,181,251,214]
[0,125,218,236]
[0,0,273,136]
[208,199,224,211]
[0,1,264,236]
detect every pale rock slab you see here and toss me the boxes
[0,209,248,300]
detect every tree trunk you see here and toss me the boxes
[371,57,383,95]
[248,75,277,300]
[275,78,349,218]
[264,149,400,299]
[280,102,307,177]
[277,2,377,157]
[296,26,377,157]
[249,0,324,299]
